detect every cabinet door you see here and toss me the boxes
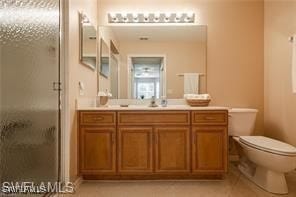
[80,127,116,174]
[118,127,153,174]
[154,127,190,173]
[192,126,227,173]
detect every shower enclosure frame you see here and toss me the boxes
[59,0,70,184]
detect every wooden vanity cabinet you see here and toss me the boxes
[154,127,190,173]
[79,127,116,174]
[191,111,228,173]
[78,110,228,179]
[117,127,153,174]
[78,112,116,175]
[118,111,191,174]
[192,126,227,173]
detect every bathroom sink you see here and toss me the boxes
[115,104,190,109]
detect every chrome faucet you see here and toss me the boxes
[149,96,158,107]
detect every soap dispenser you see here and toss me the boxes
[161,96,167,107]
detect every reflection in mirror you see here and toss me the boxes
[79,13,97,70]
[130,57,165,99]
[98,25,207,99]
[100,39,109,78]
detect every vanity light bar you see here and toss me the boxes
[108,13,195,23]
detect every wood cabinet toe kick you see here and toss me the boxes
[78,110,228,180]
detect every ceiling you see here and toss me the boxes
[132,57,162,78]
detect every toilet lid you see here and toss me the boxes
[239,136,296,156]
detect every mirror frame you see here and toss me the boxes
[109,40,120,98]
[79,12,97,71]
[99,38,110,78]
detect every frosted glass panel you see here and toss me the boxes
[0,0,60,195]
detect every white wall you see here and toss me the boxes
[65,0,98,182]
[98,0,264,133]
[264,0,296,146]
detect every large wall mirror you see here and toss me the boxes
[79,13,97,70]
[98,25,207,99]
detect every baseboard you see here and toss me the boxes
[82,174,225,180]
[229,155,239,162]
[50,176,83,197]
[73,176,83,191]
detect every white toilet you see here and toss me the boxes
[229,108,296,194]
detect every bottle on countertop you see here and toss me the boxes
[161,96,167,107]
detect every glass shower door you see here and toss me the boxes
[0,0,60,195]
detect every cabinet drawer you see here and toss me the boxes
[192,111,228,125]
[79,111,116,126]
[118,111,190,126]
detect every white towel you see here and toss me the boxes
[184,73,200,94]
[292,35,296,93]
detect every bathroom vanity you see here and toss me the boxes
[78,106,228,180]
[77,22,229,180]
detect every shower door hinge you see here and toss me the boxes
[53,82,62,91]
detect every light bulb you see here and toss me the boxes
[187,12,194,18]
[110,12,116,19]
[143,13,149,22]
[154,13,160,22]
[132,13,138,22]
[121,13,128,22]
[164,13,171,22]
[176,13,183,18]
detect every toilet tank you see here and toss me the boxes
[228,108,258,136]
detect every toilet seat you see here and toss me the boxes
[239,136,296,156]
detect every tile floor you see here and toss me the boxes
[66,163,296,197]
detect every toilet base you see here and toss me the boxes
[238,164,288,194]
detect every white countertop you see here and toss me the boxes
[77,105,229,111]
